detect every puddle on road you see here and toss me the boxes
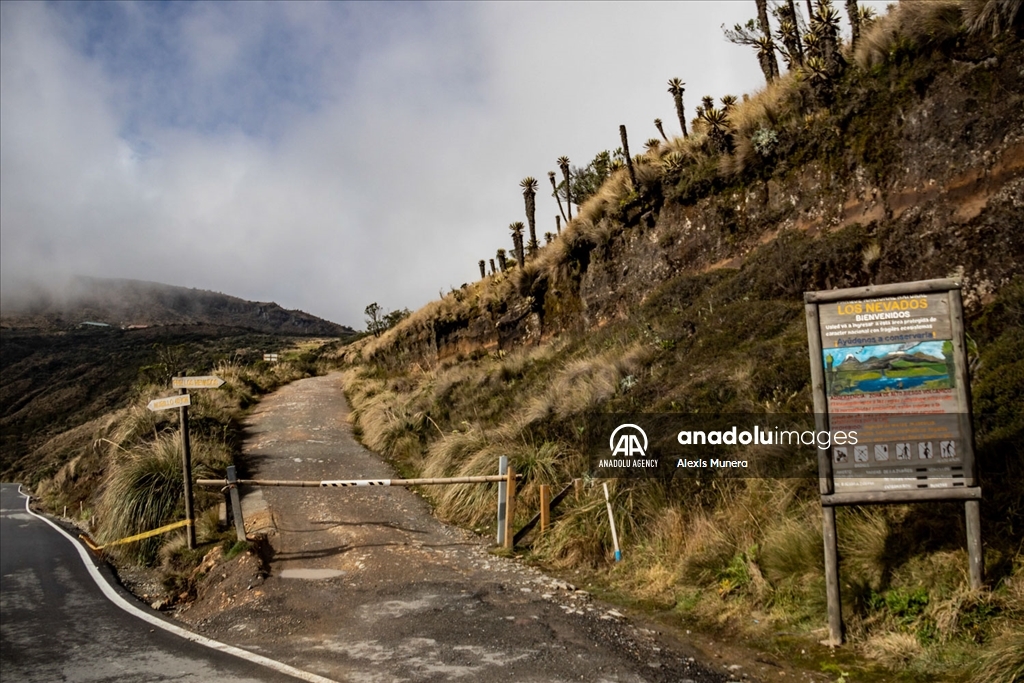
[279,568,346,580]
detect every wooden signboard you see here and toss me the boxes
[804,278,982,645]
[172,375,225,389]
[147,394,191,411]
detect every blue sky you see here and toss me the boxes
[1,1,890,327]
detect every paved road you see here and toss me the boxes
[0,483,328,683]
[178,374,731,683]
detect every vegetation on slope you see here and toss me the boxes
[334,3,1024,681]
[7,327,342,603]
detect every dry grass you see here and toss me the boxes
[571,169,633,234]
[349,385,426,464]
[532,486,612,568]
[97,435,189,562]
[962,0,1023,36]
[760,513,823,584]
[971,627,1024,683]
[931,584,993,641]
[520,344,649,425]
[718,76,798,177]
[837,508,893,590]
[862,631,925,668]
[855,0,965,69]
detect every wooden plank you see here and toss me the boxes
[965,500,984,589]
[172,375,225,389]
[513,480,576,546]
[503,466,516,550]
[497,456,508,546]
[147,394,191,411]
[822,505,843,646]
[226,465,247,542]
[804,301,833,496]
[179,387,196,550]
[821,486,982,506]
[804,278,959,303]
[949,288,978,487]
[539,485,550,534]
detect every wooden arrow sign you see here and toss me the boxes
[171,376,225,389]
[147,394,191,412]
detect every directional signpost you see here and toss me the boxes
[172,376,225,390]
[148,375,224,549]
[147,395,192,411]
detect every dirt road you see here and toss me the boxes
[178,374,736,683]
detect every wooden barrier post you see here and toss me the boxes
[178,379,196,550]
[496,456,508,546]
[539,484,550,534]
[503,466,516,549]
[513,479,578,546]
[226,465,247,542]
[966,500,983,589]
[822,506,842,645]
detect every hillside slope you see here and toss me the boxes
[336,7,1023,682]
[1,277,353,480]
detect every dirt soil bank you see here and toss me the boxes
[175,374,828,683]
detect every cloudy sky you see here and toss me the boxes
[1,1,884,329]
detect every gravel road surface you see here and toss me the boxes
[177,373,738,683]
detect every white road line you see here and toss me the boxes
[16,485,341,683]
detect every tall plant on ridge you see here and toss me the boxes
[845,0,861,50]
[520,176,539,256]
[558,156,572,221]
[756,0,781,80]
[723,0,780,84]
[773,0,805,69]
[667,78,688,138]
[619,125,637,188]
[549,171,568,223]
[509,222,526,269]
[654,118,668,141]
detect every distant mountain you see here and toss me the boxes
[0,277,354,337]
[836,351,944,373]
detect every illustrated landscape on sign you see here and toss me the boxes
[823,341,954,395]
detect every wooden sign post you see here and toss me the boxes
[804,279,981,646]
[149,375,225,550]
[178,380,196,550]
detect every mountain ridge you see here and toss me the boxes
[1,276,354,337]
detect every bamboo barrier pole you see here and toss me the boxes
[196,474,519,488]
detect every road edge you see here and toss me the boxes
[16,484,341,683]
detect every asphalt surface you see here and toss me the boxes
[176,373,734,683]
[0,483,324,683]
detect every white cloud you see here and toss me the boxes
[2,1,866,328]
